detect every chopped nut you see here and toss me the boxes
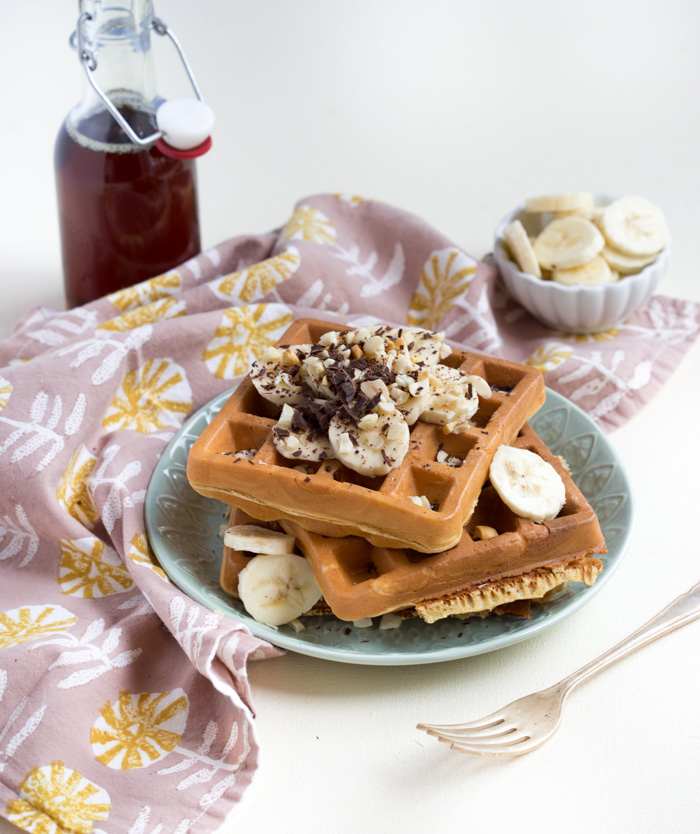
[473,525,498,541]
[358,413,379,430]
[350,344,363,360]
[281,349,301,367]
[443,421,457,435]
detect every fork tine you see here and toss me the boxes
[426,724,520,744]
[417,715,505,734]
[449,735,534,757]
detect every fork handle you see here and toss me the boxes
[559,580,700,695]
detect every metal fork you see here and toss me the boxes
[418,580,700,757]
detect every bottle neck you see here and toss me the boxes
[69,0,160,150]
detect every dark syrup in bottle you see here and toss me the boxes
[55,105,201,307]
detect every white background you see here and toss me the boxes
[1,2,699,833]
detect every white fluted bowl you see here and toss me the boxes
[493,195,670,333]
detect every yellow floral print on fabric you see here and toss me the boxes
[128,532,168,581]
[278,205,337,244]
[525,342,574,373]
[408,248,477,330]
[0,605,77,650]
[107,271,182,313]
[58,538,133,598]
[7,761,111,834]
[102,358,193,433]
[333,193,367,205]
[90,689,189,770]
[211,248,301,304]
[202,304,294,379]
[56,445,98,529]
[0,375,11,410]
[97,297,186,332]
[556,328,620,343]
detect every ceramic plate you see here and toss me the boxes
[145,388,634,665]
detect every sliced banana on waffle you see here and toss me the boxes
[328,408,409,476]
[420,365,491,426]
[238,552,322,626]
[384,326,452,366]
[224,524,295,555]
[271,403,334,461]
[387,371,431,425]
[598,195,669,257]
[250,345,309,405]
[489,445,565,523]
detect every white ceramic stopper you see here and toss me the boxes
[155,99,215,150]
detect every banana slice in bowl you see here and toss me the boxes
[493,192,670,333]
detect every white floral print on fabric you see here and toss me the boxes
[0,391,86,472]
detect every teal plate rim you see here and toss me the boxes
[145,388,634,666]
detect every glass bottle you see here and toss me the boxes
[55,0,203,308]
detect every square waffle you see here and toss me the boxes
[219,423,606,624]
[187,318,546,554]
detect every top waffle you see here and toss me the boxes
[186,318,545,553]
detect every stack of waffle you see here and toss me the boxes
[187,319,605,625]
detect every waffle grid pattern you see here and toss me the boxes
[187,319,546,553]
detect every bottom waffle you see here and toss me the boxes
[219,423,606,624]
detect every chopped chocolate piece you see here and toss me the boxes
[274,427,290,437]
[291,450,302,457]
[348,433,359,447]
[381,449,391,466]
[292,410,309,431]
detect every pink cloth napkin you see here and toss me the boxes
[1,193,698,832]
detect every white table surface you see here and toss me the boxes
[1,2,699,832]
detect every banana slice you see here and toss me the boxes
[489,445,566,523]
[525,192,594,213]
[601,245,657,275]
[552,255,617,287]
[420,365,491,426]
[224,524,296,555]
[271,403,334,461]
[503,220,542,278]
[384,327,451,366]
[250,345,310,405]
[598,195,669,257]
[533,217,605,270]
[328,408,409,476]
[388,371,431,425]
[238,553,323,626]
